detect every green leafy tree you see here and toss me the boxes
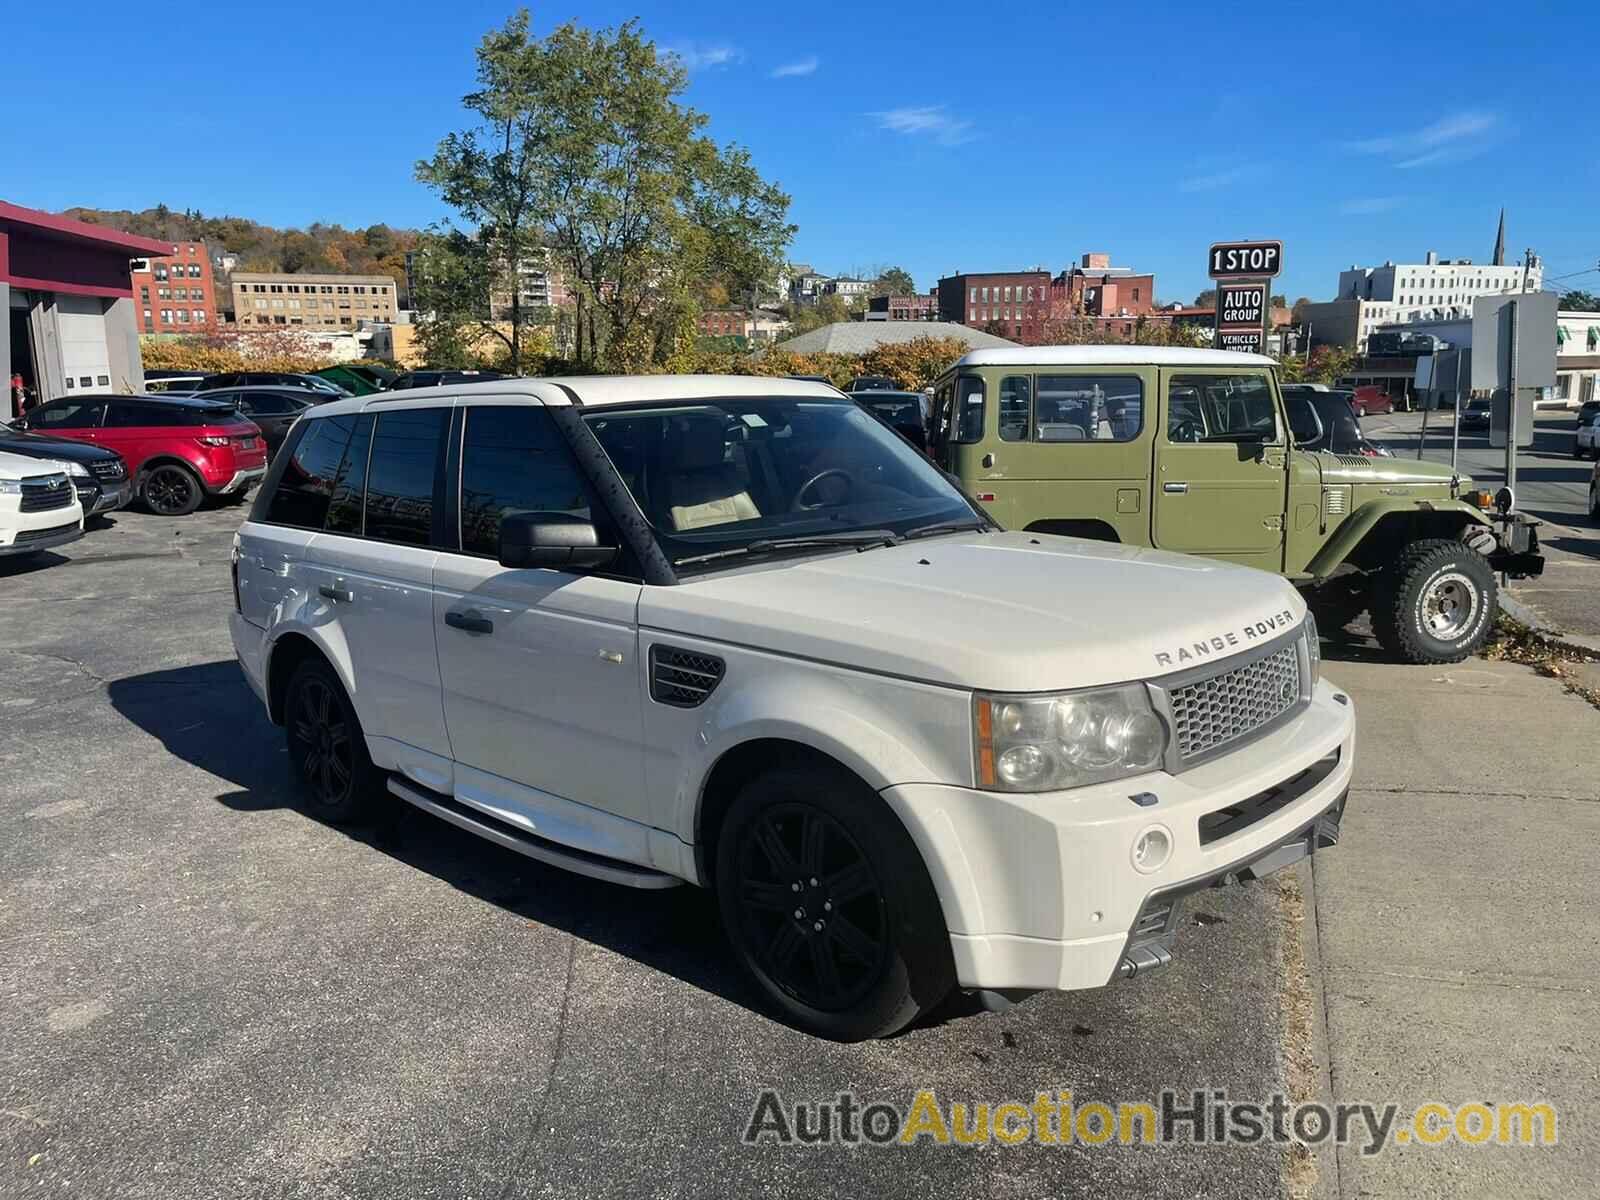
[870,266,916,297]
[1193,288,1217,308]
[421,11,793,373]
[409,230,490,368]
[1559,288,1600,311]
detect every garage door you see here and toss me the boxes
[57,294,112,392]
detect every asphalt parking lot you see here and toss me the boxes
[2,507,1308,1198]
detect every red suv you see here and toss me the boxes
[17,394,267,515]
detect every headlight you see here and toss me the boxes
[65,461,90,478]
[974,683,1168,792]
[1304,611,1321,686]
[0,479,20,494]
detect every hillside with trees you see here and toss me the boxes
[60,204,420,301]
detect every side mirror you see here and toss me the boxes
[498,511,618,571]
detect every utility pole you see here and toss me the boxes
[1521,248,1534,294]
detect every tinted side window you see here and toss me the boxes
[954,376,985,443]
[265,415,355,529]
[363,408,448,546]
[105,403,161,427]
[459,406,596,557]
[244,392,294,416]
[33,400,106,429]
[324,415,374,535]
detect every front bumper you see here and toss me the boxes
[881,678,1355,993]
[0,498,84,556]
[92,477,134,514]
[211,466,267,496]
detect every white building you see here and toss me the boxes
[823,277,872,302]
[1557,310,1600,407]
[1338,249,1540,328]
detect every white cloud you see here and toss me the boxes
[662,42,743,72]
[1345,111,1500,168]
[1177,164,1265,193]
[870,105,975,146]
[771,56,819,78]
[1339,196,1407,215]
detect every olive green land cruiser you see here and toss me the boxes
[931,347,1543,664]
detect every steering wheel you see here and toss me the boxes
[1169,419,1203,443]
[791,468,854,511]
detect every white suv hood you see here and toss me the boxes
[641,531,1306,692]
[0,448,71,481]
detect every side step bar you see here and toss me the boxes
[387,777,681,890]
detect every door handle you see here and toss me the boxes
[318,584,354,603]
[445,609,494,635]
[1163,482,1189,494]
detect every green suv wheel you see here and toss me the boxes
[1372,539,1497,665]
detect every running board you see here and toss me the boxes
[387,777,681,890]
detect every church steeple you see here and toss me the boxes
[1492,208,1506,266]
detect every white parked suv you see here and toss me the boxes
[229,376,1355,1039]
[0,448,84,559]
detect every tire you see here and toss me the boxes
[1371,538,1497,664]
[141,463,204,516]
[284,658,381,824]
[715,762,955,1040]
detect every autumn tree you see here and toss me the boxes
[869,266,916,297]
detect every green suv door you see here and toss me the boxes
[1153,368,1286,571]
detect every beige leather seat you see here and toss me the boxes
[659,416,761,531]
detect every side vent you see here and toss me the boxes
[1323,487,1347,516]
[650,645,725,708]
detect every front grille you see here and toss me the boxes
[19,475,73,513]
[13,522,78,544]
[88,459,126,481]
[1166,641,1302,763]
[649,645,725,708]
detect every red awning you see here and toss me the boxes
[0,200,171,256]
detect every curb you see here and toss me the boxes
[1295,855,1343,1200]
[1499,593,1600,659]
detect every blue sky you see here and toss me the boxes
[5,2,1594,304]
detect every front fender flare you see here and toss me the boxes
[1306,499,1490,579]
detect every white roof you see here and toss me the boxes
[954,346,1277,368]
[303,374,846,419]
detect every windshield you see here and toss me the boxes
[582,397,981,569]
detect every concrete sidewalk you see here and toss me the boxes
[1314,651,1599,1197]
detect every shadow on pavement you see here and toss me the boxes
[0,549,71,577]
[105,659,894,1034]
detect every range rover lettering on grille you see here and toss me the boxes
[1153,608,1297,669]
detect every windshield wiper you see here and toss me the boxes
[903,519,989,540]
[674,530,901,568]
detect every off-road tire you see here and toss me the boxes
[284,658,382,824]
[715,763,955,1041]
[1372,538,1497,664]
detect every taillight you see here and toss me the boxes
[197,435,230,447]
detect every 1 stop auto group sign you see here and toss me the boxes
[1210,240,1281,354]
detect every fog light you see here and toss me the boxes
[1132,825,1173,874]
[997,744,1051,788]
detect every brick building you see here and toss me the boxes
[130,240,218,335]
[866,293,938,321]
[231,271,398,330]
[937,254,1160,343]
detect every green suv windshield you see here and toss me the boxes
[582,397,982,568]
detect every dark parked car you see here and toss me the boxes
[192,386,319,459]
[851,389,932,448]
[1283,386,1390,457]
[846,375,899,392]
[1460,397,1492,429]
[14,395,267,516]
[193,371,350,399]
[0,422,132,516]
[387,369,505,390]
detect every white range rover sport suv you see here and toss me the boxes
[230,376,1354,1039]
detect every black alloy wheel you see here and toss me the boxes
[292,675,353,809]
[733,802,890,1014]
[143,464,203,516]
[716,763,955,1040]
[284,659,377,823]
